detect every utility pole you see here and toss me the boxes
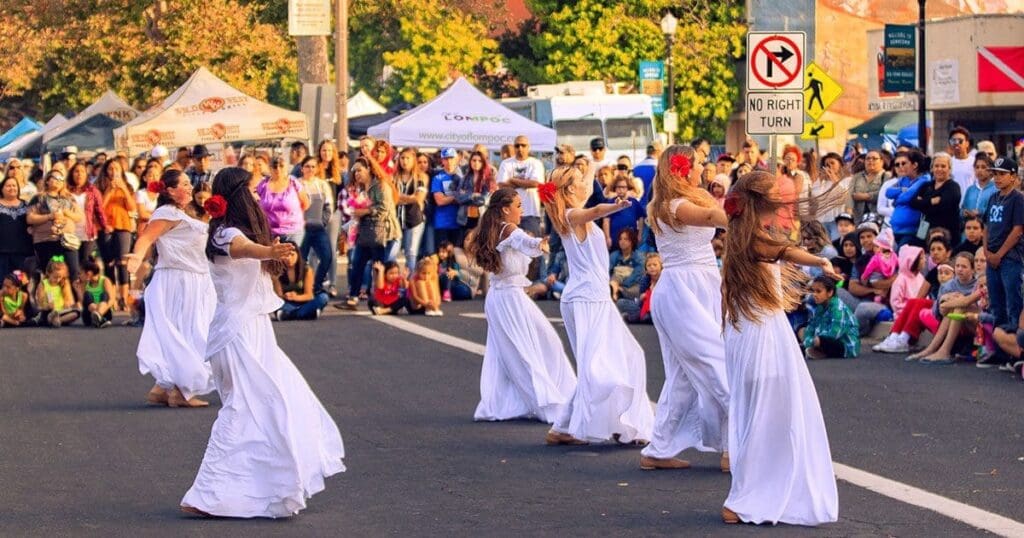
[917,0,928,151]
[335,0,348,149]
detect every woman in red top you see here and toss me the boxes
[67,162,107,266]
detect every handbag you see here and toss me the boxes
[60,232,82,251]
[356,213,389,248]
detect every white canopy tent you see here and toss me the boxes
[368,78,556,151]
[348,90,387,118]
[0,114,67,158]
[43,91,138,149]
[114,67,308,155]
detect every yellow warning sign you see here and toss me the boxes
[801,121,835,140]
[803,62,843,121]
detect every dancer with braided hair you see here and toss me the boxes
[719,171,839,526]
[541,165,654,446]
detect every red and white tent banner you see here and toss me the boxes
[977,46,1024,92]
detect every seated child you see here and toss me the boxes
[888,245,925,319]
[369,261,415,316]
[527,248,567,300]
[35,257,81,328]
[910,251,980,364]
[437,240,474,301]
[75,259,116,328]
[609,228,644,300]
[409,256,443,316]
[860,227,898,286]
[954,216,983,255]
[273,242,329,320]
[617,252,661,324]
[800,276,860,359]
[1,271,32,328]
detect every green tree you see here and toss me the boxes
[515,0,746,141]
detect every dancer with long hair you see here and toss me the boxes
[541,165,654,445]
[640,145,731,471]
[180,167,345,518]
[126,169,215,407]
[465,188,577,423]
[719,171,839,526]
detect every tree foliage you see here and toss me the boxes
[516,0,746,141]
[1,0,296,122]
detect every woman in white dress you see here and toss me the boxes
[720,170,840,526]
[126,169,216,408]
[540,165,654,445]
[641,145,731,472]
[465,188,577,423]
[180,167,345,518]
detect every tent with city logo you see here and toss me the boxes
[368,77,556,150]
[114,67,308,155]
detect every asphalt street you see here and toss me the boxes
[2,299,1022,536]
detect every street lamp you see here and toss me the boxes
[660,12,678,142]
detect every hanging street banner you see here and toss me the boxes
[289,0,331,36]
[639,61,666,115]
[884,25,916,92]
[745,92,804,135]
[803,62,843,121]
[746,32,806,91]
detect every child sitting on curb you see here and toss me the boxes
[800,276,860,359]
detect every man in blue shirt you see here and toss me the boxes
[431,148,464,247]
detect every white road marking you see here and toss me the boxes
[368,315,1024,537]
[460,312,563,323]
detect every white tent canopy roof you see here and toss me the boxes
[43,91,137,146]
[348,90,387,118]
[114,67,308,155]
[0,114,68,157]
[367,78,556,151]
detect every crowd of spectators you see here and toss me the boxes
[2,127,1024,381]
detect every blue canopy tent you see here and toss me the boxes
[847,111,929,151]
[0,117,43,149]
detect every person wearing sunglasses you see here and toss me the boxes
[947,126,976,195]
[885,149,931,247]
[496,135,546,237]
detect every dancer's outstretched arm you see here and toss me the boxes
[228,236,295,261]
[567,198,630,226]
[674,200,727,228]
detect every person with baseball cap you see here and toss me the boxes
[983,156,1024,334]
[430,148,465,247]
[187,145,213,189]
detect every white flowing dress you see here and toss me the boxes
[474,226,577,423]
[724,263,838,526]
[642,199,730,459]
[551,211,654,443]
[181,227,345,518]
[136,205,215,400]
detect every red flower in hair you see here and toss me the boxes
[724,193,744,219]
[146,181,163,194]
[204,195,228,218]
[538,181,558,204]
[669,154,692,178]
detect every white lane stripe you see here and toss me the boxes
[369,315,487,355]
[369,315,1024,536]
[460,312,563,323]
[833,463,1024,538]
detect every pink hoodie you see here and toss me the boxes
[889,244,925,318]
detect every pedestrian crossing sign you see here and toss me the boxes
[803,62,843,120]
[801,121,834,140]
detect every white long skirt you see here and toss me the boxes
[724,308,838,526]
[474,287,577,423]
[642,266,729,459]
[137,268,216,399]
[552,300,654,443]
[181,315,345,518]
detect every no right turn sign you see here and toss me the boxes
[747,32,806,91]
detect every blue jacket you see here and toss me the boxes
[885,173,932,235]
